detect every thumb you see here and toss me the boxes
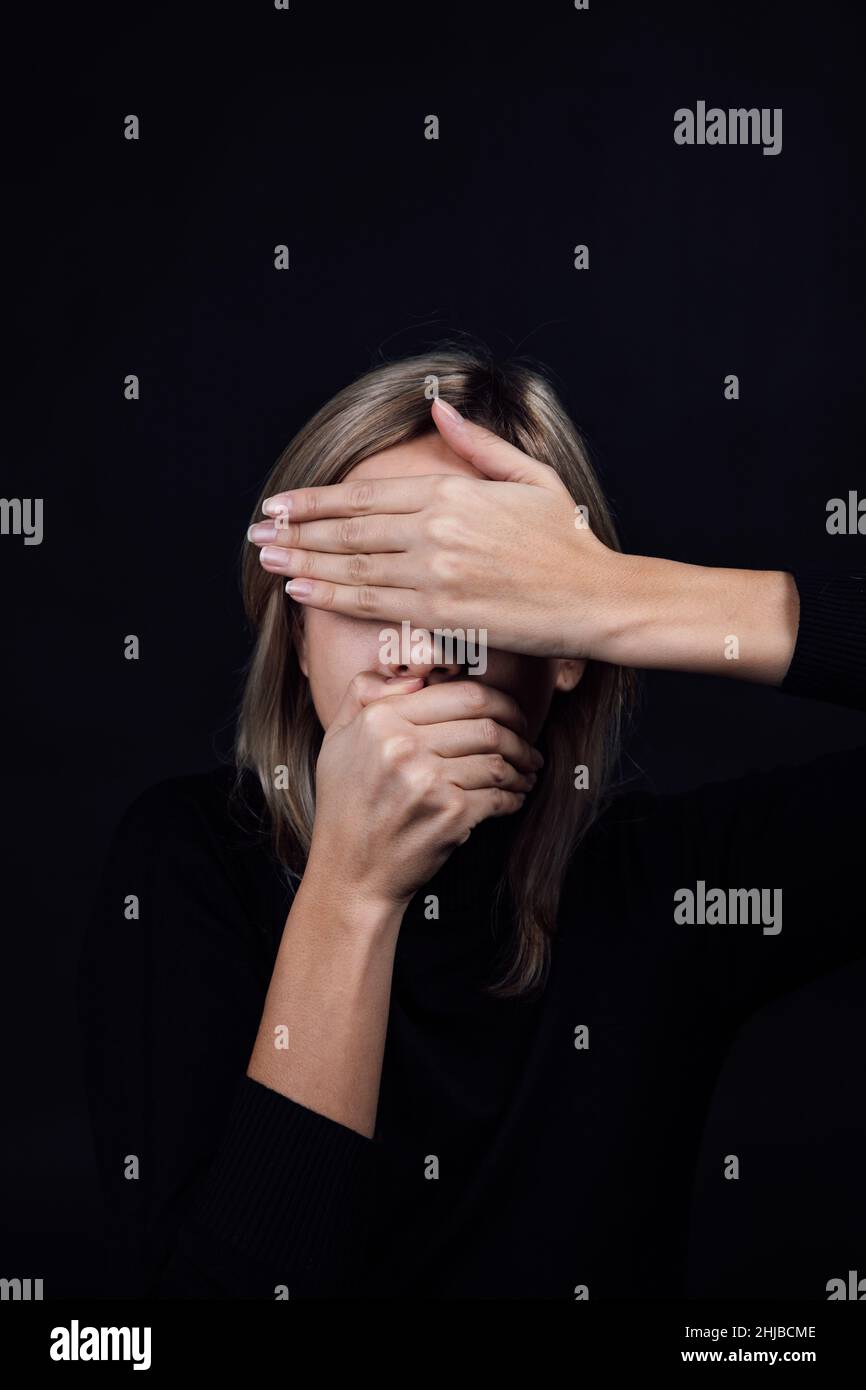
[327,670,424,737]
[430,396,552,487]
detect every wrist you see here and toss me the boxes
[301,840,408,938]
[592,555,799,682]
[578,549,657,664]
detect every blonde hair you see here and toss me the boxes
[236,347,635,997]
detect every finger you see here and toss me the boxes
[259,545,416,590]
[282,577,421,620]
[461,786,527,826]
[381,680,531,739]
[248,513,416,554]
[442,753,538,793]
[261,476,436,522]
[430,398,554,486]
[328,670,423,736]
[423,720,542,773]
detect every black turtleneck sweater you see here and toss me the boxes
[76,571,866,1299]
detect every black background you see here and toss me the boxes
[3,0,865,1298]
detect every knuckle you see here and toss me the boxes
[488,754,509,784]
[359,701,388,734]
[436,474,468,506]
[459,680,486,711]
[408,763,438,798]
[356,586,379,613]
[347,551,369,582]
[381,732,417,765]
[479,717,500,749]
[429,549,460,585]
[339,516,361,547]
[483,787,506,817]
[425,511,459,547]
[348,481,374,511]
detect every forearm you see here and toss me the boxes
[592,555,800,685]
[246,857,404,1139]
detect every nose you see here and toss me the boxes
[384,627,463,682]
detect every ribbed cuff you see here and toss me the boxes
[780,571,866,709]
[189,1073,380,1286]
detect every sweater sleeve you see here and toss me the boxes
[76,776,381,1299]
[654,570,866,1022]
[777,570,866,709]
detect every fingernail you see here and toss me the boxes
[532,750,544,769]
[286,579,313,598]
[433,398,464,426]
[263,496,291,517]
[260,545,288,567]
[248,523,278,543]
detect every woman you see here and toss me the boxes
[77,348,866,1299]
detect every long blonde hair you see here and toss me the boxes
[236,347,635,997]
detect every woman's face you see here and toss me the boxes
[294,430,585,739]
